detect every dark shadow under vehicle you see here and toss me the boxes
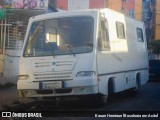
[149,60,160,82]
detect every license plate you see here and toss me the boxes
[42,81,62,89]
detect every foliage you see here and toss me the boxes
[0,9,5,19]
[148,40,160,55]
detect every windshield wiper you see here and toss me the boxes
[45,38,56,58]
[59,34,76,57]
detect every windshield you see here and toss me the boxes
[24,16,94,57]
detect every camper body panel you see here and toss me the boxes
[97,9,148,95]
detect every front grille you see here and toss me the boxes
[34,72,72,81]
[37,90,53,94]
[32,59,77,72]
[36,88,72,94]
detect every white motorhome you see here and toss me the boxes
[17,8,149,106]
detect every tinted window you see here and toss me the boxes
[116,22,125,39]
[137,28,143,42]
[98,17,110,51]
[24,16,94,57]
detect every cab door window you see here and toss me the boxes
[116,21,125,39]
[98,16,110,51]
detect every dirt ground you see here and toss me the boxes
[0,77,18,108]
[0,87,19,107]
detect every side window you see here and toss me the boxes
[98,16,110,51]
[137,28,143,42]
[116,21,125,39]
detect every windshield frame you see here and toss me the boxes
[23,15,94,57]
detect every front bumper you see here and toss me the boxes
[17,77,98,98]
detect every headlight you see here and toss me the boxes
[18,75,29,80]
[76,71,96,77]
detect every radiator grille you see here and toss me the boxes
[34,72,72,81]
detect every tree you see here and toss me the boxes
[0,9,5,19]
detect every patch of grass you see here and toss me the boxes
[0,82,16,90]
